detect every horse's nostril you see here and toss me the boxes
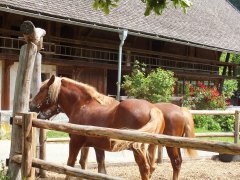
[29,104,38,112]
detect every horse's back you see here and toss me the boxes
[113,99,160,130]
[155,102,185,136]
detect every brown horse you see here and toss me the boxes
[30,75,165,180]
[155,103,197,179]
[80,103,197,180]
[35,93,197,180]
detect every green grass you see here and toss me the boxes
[198,137,234,143]
[47,130,68,138]
[195,128,222,133]
[196,128,235,143]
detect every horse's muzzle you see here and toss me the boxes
[29,101,39,112]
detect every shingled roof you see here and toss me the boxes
[0,0,240,53]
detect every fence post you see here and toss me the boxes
[234,110,240,144]
[22,112,36,179]
[39,128,47,177]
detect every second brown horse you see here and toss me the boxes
[79,103,197,180]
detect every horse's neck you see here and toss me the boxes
[70,100,116,126]
[57,81,118,125]
[57,85,86,116]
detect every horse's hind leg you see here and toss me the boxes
[79,147,90,169]
[132,145,150,180]
[146,144,157,178]
[166,147,182,180]
[95,148,107,174]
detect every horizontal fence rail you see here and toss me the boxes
[189,110,235,115]
[46,132,240,143]
[12,155,121,180]
[45,110,240,143]
[189,109,240,144]
[14,116,240,155]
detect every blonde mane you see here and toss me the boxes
[47,76,117,105]
[45,77,62,103]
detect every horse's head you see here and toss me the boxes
[30,75,61,119]
[37,103,62,119]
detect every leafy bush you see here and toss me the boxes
[122,61,177,103]
[194,115,234,132]
[214,115,234,132]
[194,115,221,131]
[222,80,238,99]
[183,81,235,132]
[183,82,227,110]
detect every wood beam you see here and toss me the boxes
[1,60,14,110]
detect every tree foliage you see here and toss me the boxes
[93,0,192,16]
[220,53,239,98]
[122,61,176,102]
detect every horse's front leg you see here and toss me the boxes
[95,148,107,174]
[66,135,84,180]
[79,147,107,174]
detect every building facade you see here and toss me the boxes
[0,0,240,110]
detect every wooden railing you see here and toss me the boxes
[46,110,240,143]
[10,112,240,179]
[190,110,240,144]
[0,36,238,78]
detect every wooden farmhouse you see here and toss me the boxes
[0,0,240,110]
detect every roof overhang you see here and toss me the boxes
[0,4,239,54]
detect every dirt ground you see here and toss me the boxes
[37,159,240,180]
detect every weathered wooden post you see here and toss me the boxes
[234,110,240,144]
[22,112,36,180]
[39,128,47,177]
[7,21,45,179]
[29,23,47,178]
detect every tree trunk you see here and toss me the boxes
[219,53,230,93]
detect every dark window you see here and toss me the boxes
[152,40,164,51]
[60,25,74,39]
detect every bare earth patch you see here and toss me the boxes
[37,159,240,180]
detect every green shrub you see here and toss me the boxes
[194,115,221,131]
[193,115,234,132]
[214,115,234,132]
[122,61,176,103]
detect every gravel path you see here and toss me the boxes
[38,160,240,180]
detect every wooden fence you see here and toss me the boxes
[44,109,240,164]
[46,109,240,142]
[10,111,240,179]
[190,110,240,143]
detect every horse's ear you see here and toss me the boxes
[47,75,55,86]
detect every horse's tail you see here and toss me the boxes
[139,107,165,134]
[138,107,165,162]
[181,107,198,158]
